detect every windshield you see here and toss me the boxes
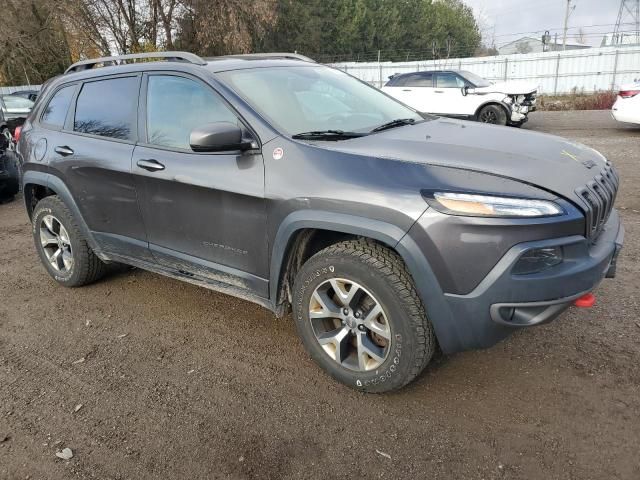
[218,66,423,135]
[458,71,492,88]
[1,95,34,111]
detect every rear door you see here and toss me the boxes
[44,74,153,261]
[383,73,434,112]
[132,72,268,297]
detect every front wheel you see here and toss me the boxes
[292,240,436,393]
[478,104,508,125]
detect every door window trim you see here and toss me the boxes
[138,71,261,155]
[64,73,142,145]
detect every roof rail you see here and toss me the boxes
[65,51,207,74]
[205,53,316,63]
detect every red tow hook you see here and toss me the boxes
[574,293,596,308]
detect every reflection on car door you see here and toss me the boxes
[132,73,269,297]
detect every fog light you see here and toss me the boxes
[512,247,563,275]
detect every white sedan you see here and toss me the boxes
[612,82,640,125]
[381,70,537,127]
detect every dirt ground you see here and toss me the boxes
[1,110,639,480]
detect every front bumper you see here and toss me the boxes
[399,209,623,354]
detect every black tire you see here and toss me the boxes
[32,195,107,287]
[477,104,508,125]
[292,239,436,393]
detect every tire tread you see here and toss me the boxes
[311,239,436,390]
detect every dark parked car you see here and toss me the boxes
[9,89,39,102]
[0,94,34,134]
[18,52,623,392]
[0,128,19,200]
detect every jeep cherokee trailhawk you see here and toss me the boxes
[18,52,624,392]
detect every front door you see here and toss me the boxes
[431,72,467,116]
[132,73,269,297]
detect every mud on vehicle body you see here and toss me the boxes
[19,51,623,392]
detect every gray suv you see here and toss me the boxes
[18,52,624,392]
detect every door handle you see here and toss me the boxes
[434,90,445,93]
[402,89,412,92]
[137,159,165,172]
[54,146,74,156]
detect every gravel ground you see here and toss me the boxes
[1,110,639,480]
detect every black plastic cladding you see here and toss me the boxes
[576,163,619,240]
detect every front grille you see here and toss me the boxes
[575,163,619,239]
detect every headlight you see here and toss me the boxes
[428,192,564,217]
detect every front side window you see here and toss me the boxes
[74,76,138,141]
[146,75,238,150]
[41,85,75,129]
[435,73,465,88]
[219,66,422,135]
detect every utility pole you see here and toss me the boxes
[562,0,575,51]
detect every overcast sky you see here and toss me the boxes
[463,0,624,47]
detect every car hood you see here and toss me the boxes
[321,118,609,206]
[471,80,537,95]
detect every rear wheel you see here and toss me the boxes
[478,104,508,125]
[292,240,436,393]
[32,195,107,287]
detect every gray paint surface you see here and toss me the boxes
[18,58,623,353]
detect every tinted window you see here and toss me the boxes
[435,73,464,88]
[74,77,138,140]
[41,85,75,129]
[146,75,238,150]
[403,73,433,87]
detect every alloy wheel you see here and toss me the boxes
[40,214,73,273]
[479,110,498,123]
[309,278,391,371]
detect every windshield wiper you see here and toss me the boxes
[291,130,368,140]
[370,118,416,133]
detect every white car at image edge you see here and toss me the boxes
[382,70,537,127]
[612,82,640,125]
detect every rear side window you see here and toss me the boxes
[146,75,237,150]
[41,85,75,129]
[74,77,138,141]
[391,73,433,87]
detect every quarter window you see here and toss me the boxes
[146,75,238,150]
[41,85,75,129]
[74,77,138,141]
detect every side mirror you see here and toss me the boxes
[461,86,469,96]
[190,122,255,153]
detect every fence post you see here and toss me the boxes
[503,57,508,81]
[553,54,561,95]
[611,49,620,91]
[378,50,382,88]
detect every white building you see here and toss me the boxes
[601,32,640,47]
[498,36,591,55]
